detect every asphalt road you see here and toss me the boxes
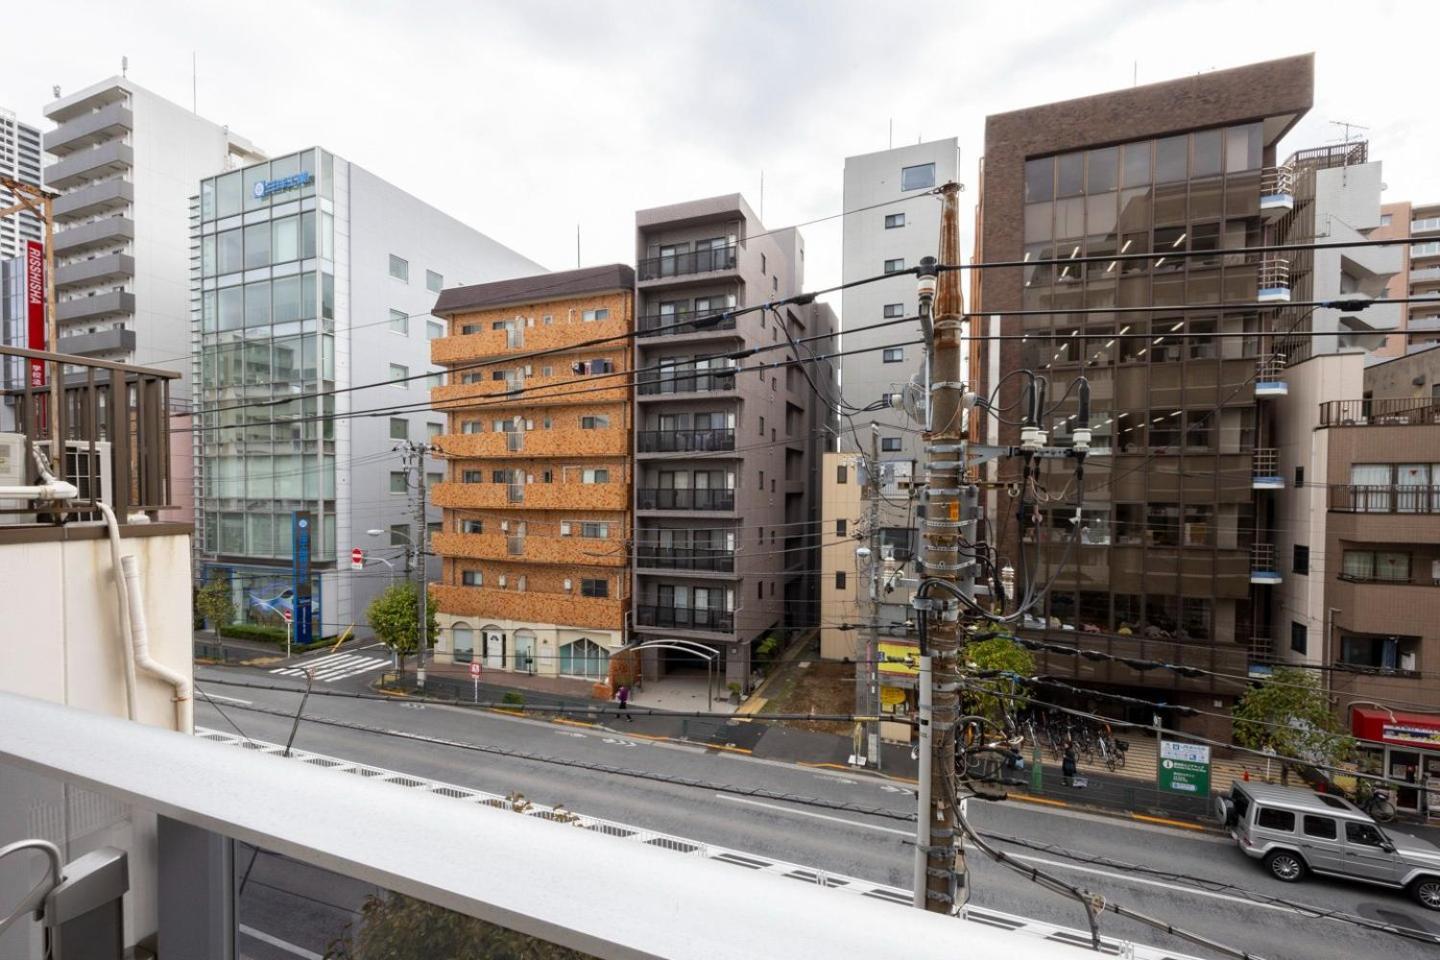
[196,663,1440,960]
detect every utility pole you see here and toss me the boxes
[914,182,969,914]
[399,440,431,688]
[864,423,882,769]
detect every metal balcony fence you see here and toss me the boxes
[1260,166,1294,196]
[634,604,735,632]
[635,546,736,572]
[635,488,736,511]
[637,244,738,281]
[637,368,737,395]
[1329,484,1440,514]
[636,309,738,338]
[636,428,735,453]
[1319,398,1440,427]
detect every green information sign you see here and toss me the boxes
[1158,739,1211,795]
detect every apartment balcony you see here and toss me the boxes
[1329,484,1440,514]
[52,216,134,256]
[1259,166,1294,222]
[637,244,738,283]
[636,488,736,512]
[52,179,133,223]
[431,314,630,364]
[54,327,136,357]
[431,531,626,568]
[1251,448,1283,490]
[55,253,134,291]
[635,546,736,573]
[637,367,738,399]
[430,480,628,512]
[634,604,735,634]
[1250,543,1282,585]
[57,291,135,324]
[432,371,627,406]
[1411,216,1440,237]
[45,141,134,190]
[636,428,735,455]
[432,584,624,631]
[1410,266,1440,289]
[636,308,739,339]
[43,101,133,156]
[1013,629,1249,694]
[1254,355,1288,398]
[1319,397,1440,427]
[1256,256,1291,303]
[439,429,628,459]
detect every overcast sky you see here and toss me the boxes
[7,0,1437,318]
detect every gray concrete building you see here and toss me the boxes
[631,194,836,689]
[192,147,543,642]
[0,107,42,261]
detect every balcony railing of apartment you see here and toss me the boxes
[637,368,738,395]
[0,344,177,520]
[636,488,736,511]
[1260,166,1294,197]
[1288,141,1368,171]
[635,546,736,572]
[1410,266,1440,284]
[637,244,738,281]
[636,309,738,338]
[1329,484,1440,514]
[1410,216,1440,234]
[634,604,735,632]
[1319,397,1440,427]
[637,428,735,453]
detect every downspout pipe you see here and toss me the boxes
[94,501,140,723]
[121,553,192,733]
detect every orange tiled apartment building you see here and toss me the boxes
[427,265,635,681]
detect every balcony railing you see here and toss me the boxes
[1319,398,1440,427]
[1287,141,1367,171]
[1,344,178,520]
[638,244,738,281]
[634,604,735,633]
[636,309,738,338]
[1329,484,1440,514]
[637,428,735,453]
[636,546,736,572]
[637,368,737,395]
[636,488,736,511]
[1260,166,1294,197]
[1410,216,1440,235]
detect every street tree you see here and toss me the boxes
[365,582,437,674]
[962,632,1034,726]
[1233,666,1354,783]
[195,575,235,643]
[324,891,591,959]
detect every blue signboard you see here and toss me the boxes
[253,170,313,200]
[292,511,314,646]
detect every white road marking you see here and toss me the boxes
[716,793,912,837]
[1003,853,1304,915]
[270,653,388,683]
[198,692,252,705]
[239,923,323,959]
[358,641,385,650]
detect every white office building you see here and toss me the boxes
[192,147,543,641]
[0,106,43,261]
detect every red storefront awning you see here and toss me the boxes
[1352,708,1440,750]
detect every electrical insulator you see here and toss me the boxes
[999,564,1015,607]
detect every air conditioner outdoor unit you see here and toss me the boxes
[0,432,30,525]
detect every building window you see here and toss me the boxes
[581,468,609,484]
[389,524,408,546]
[462,519,483,534]
[1340,633,1419,671]
[1290,621,1307,654]
[426,269,443,293]
[580,415,609,429]
[389,363,409,386]
[883,303,904,318]
[580,578,608,598]
[900,163,936,192]
[426,371,443,389]
[1341,550,1411,582]
[884,258,906,274]
[389,255,409,281]
[1294,466,1304,488]
[582,308,610,322]
[881,437,902,452]
[462,570,482,587]
[462,470,482,483]
[389,417,409,440]
[836,465,848,484]
[426,319,444,340]
[1380,213,1393,226]
[882,347,904,363]
[1293,544,1309,575]
[580,522,609,539]
[427,422,443,439]
[426,472,442,487]
[389,309,409,334]
[759,416,765,436]
[834,571,847,590]
[761,253,767,274]
[388,472,407,494]
[836,518,847,537]
[884,213,906,229]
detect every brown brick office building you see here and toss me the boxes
[428,265,634,681]
[972,55,1315,735]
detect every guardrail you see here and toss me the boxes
[1319,398,1440,427]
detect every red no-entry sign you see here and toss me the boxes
[351,547,364,571]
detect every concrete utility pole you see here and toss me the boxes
[400,441,432,688]
[915,182,969,914]
[864,423,882,769]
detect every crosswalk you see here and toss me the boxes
[271,650,390,683]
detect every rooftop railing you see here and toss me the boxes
[1319,398,1440,427]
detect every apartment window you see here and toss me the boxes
[881,437,902,452]
[1294,466,1304,488]
[1380,213,1393,226]
[426,472,443,487]
[580,415,609,429]
[462,470,482,483]
[1290,621,1307,655]
[900,162,936,192]
[427,422,443,439]
[462,519,483,534]
[1293,544,1309,576]
[389,309,409,334]
[836,518,847,537]
[885,213,906,229]
[388,472,407,494]
[836,465,848,484]
[389,418,409,440]
[426,269,443,293]
[426,320,444,340]
[761,253,768,274]
[580,578,608,598]
[462,570,483,587]
[758,581,763,600]
[582,308,610,322]
[882,347,904,363]
[759,416,765,436]
[389,363,409,386]
[560,522,572,537]
[581,468,609,484]
[462,421,483,434]
[389,255,409,281]
[580,522,609,539]
[1342,550,1411,582]
[426,371,443,389]
[835,571,847,590]
[883,303,904,319]
[884,258,906,274]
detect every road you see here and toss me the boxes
[196,662,1440,960]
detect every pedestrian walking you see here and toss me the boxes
[617,684,633,721]
[1061,740,1078,787]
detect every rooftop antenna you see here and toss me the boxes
[1328,119,1369,184]
[121,55,128,78]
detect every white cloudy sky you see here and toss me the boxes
[7,0,1438,318]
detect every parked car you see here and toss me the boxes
[1217,781,1440,910]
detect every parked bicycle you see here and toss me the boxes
[1355,779,1397,823]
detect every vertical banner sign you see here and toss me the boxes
[1158,739,1212,795]
[25,241,47,426]
[292,511,314,646]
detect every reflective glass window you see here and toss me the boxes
[1025,157,1054,203]
[244,222,270,269]
[1056,153,1084,198]
[1155,136,1188,183]
[1086,147,1118,194]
